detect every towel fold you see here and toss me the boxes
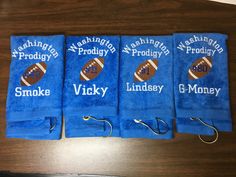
[6,117,58,139]
[6,35,65,140]
[173,33,232,135]
[119,36,174,139]
[64,36,120,137]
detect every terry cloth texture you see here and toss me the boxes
[6,35,65,140]
[64,36,120,137]
[173,33,232,135]
[119,36,174,139]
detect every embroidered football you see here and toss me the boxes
[80,57,104,81]
[134,59,158,82]
[188,56,212,80]
[20,62,47,86]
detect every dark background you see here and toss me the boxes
[0,0,236,177]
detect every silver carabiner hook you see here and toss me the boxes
[49,117,57,132]
[190,117,219,144]
[83,116,112,137]
[134,117,169,136]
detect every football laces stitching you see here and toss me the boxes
[137,63,150,75]
[195,60,206,68]
[84,61,96,73]
[24,66,38,78]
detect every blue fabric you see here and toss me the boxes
[6,117,60,140]
[119,36,174,139]
[173,33,232,135]
[6,35,65,140]
[64,36,120,137]
[7,119,51,137]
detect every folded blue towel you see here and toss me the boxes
[6,117,58,139]
[64,36,120,137]
[6,35,65,140]
[119,36,174,139]
[173,33,232,135]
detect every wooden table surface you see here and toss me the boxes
[0,0,236,176]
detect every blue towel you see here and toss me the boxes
[64,36,120,137]
[6,117,58,139]
[173,33,232,135]
[6,35,65,140]
[119,36,174,139]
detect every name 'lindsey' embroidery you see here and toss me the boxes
[126,82,164,93]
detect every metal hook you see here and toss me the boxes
[134,117,169,135]
[83,116,112,137]
[49,118,57,132]
[190,117,219,144]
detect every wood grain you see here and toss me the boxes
[0,0,236,177]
